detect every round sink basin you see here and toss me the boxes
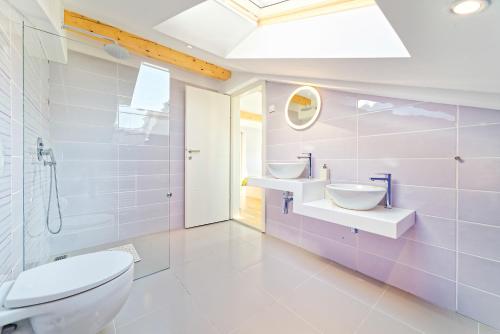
[267,162,307,179]
[326,183,387,211]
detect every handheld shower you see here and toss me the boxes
[37,138,63,234]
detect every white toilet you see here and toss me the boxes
[0,251,134,334]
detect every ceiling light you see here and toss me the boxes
[186,44,193,49]
[450,0,490,15]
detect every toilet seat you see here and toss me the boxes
[4,251,133,309]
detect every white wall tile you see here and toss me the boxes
[458,190,500,227]
[458,284,500,329]
[50,65,117,94]
[359,129,456,159]
[358,158,456,188]
[458,158,500,192]
[301,137,357,159]
[459,124,500,158]
[458,221,500,261]
[65,50,117,77]
[401,215,456,250]
[458,253,500,296]
[302,116,357,141]
[50,103,117,127]
[358,102,456,136]
[49,84,117,111]
[265,82,500,326]
[392,185,456,219]
[358,251,456,310]
[358,232,456,279]
[459,106,500,126]
[300,231,357,269]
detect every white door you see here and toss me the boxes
[185,86,230,228]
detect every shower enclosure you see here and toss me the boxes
[22,25,172,279]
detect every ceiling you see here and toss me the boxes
[240,91,263,114]
[63,0,500,94]
[155,1,409,59]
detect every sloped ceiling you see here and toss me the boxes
[63,0,500,94]
[155,1,409,59]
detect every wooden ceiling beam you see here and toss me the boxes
[64,10,232,81]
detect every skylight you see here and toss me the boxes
[227,5,410,59]
[154,0,410,59]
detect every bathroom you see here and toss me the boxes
[0,0,499,333]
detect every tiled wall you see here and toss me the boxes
[0,1,24,281]
[46,51,184,257]
[265,81,500,328]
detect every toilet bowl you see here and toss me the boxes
[0,251,134,334]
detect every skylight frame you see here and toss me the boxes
[248,0,289,9]
[155,0,410,60]
[222,0,376,25]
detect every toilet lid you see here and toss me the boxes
[4,251,133,308]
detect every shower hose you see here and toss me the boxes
[46,162,63,234]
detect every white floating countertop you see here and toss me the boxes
[248,177,415,239]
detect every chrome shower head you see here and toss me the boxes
[103,42,130,59]
[63,24,130,60]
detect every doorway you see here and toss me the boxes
[230,83,265,231]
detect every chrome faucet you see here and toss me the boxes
[297,152,312,179]
[369,173,392,209]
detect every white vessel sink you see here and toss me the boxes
[267,162,307,179]
[248,177,415,239]
[326,184,386,211]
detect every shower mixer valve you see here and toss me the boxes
[37,137,56,166]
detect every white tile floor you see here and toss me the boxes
[104,221,499,334]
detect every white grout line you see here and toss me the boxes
[357,157,459,160]
[459,282,500,299]
[357,126,457,138]
[458,122,500,129]
[393,183,457,190]
[458,219,500,230]
[458,250,500,264]
[456,188,500,194]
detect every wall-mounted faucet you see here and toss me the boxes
[369,173,392,209]
[297,152,312,179]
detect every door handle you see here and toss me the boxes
[187,149,200,153]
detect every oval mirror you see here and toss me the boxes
[285,86,321,130]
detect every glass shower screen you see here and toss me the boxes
[22,25,171,279]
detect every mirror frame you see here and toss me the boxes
[285,86,321,130]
